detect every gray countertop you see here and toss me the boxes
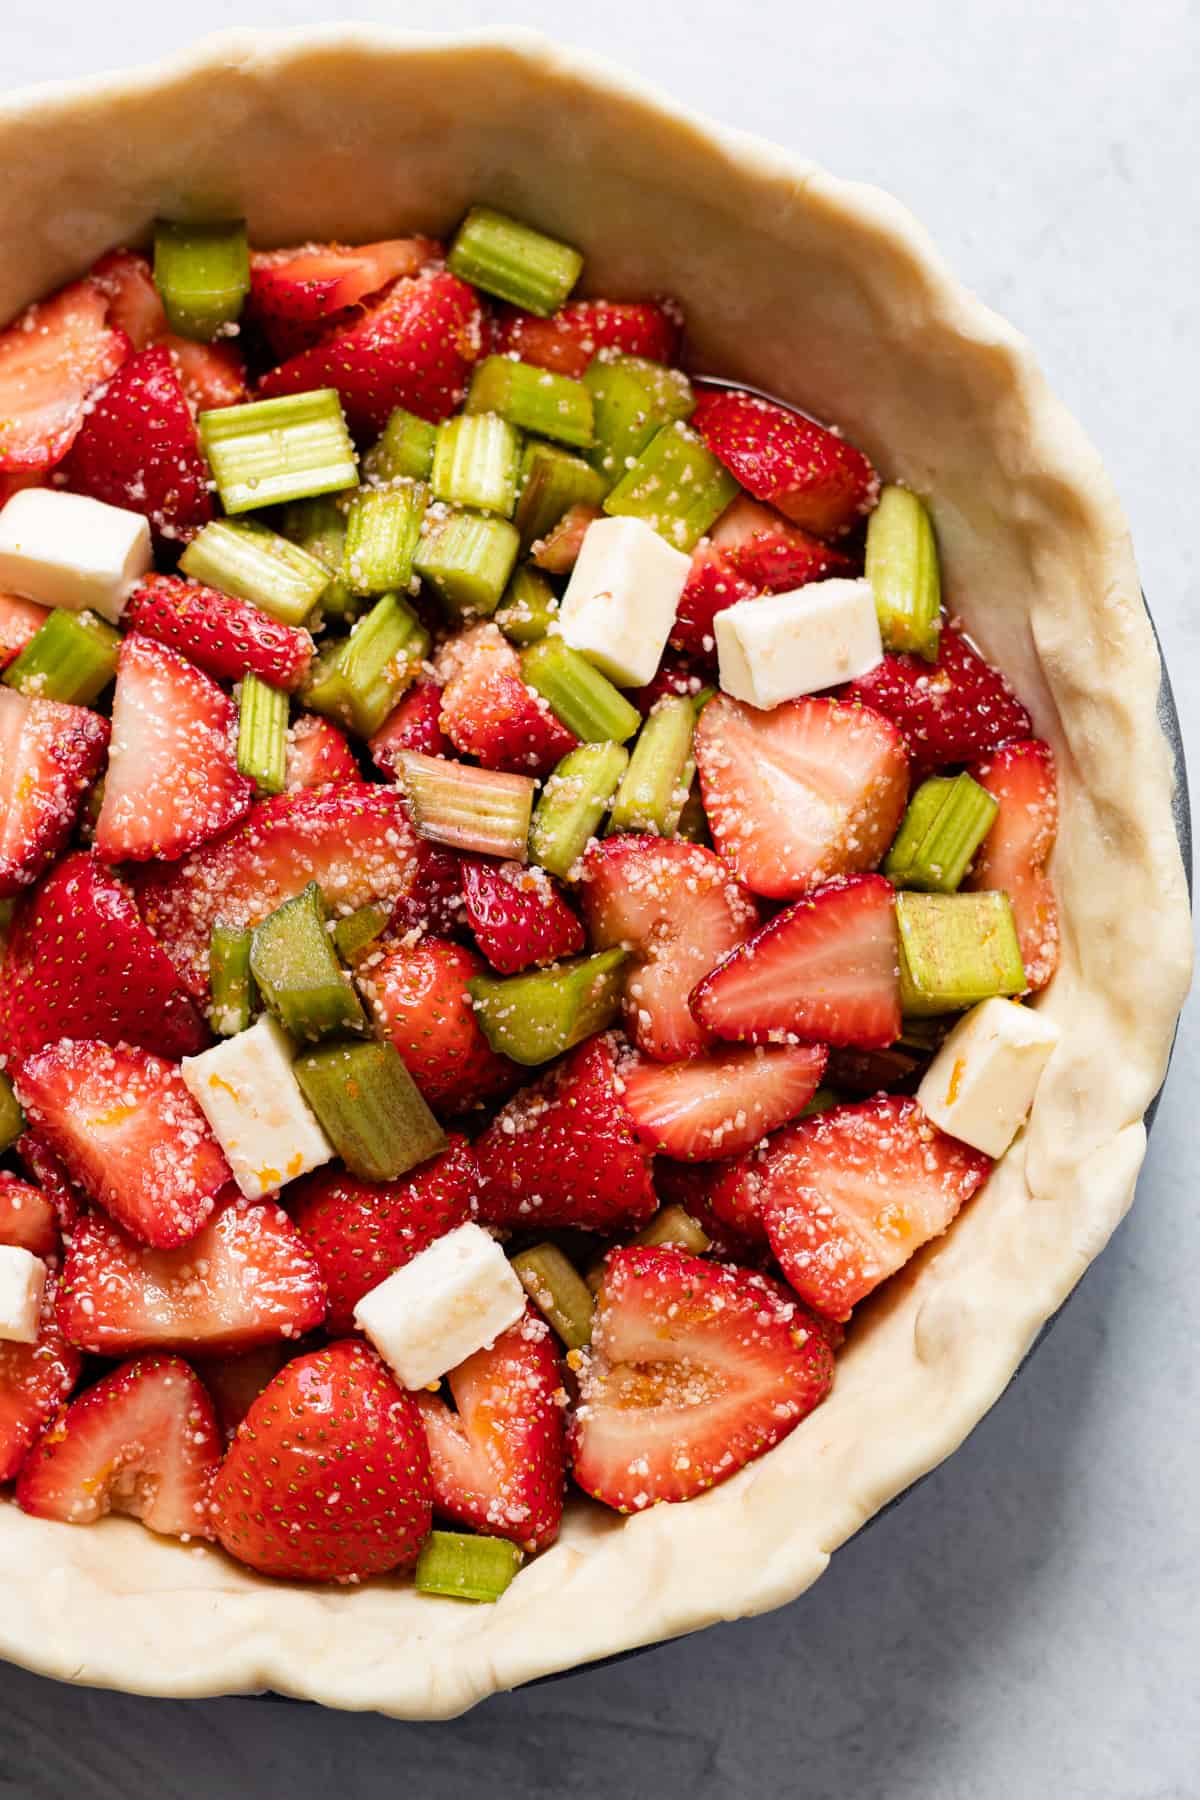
[1,4,1196,1795]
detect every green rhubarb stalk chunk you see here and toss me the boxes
[250,881,367,1042]
[199,389,359,515]
[468,947,628,1066]
[332,904,389,963]
[884,772,999,893]
[414,509,521,619]
[363,407,438,484]
[513,440,607,550]
[278,496,357,621]
[510,1243,595,1350]
[2,608,120,705]
[180,520,331,627]
[896,890,1026,1015]
[398,751,535,861]
[494,565,560,645]
[447,206,583,315]
[209,923,255,1037]
[866,485,942,660]
[632,1204,711,1254]
[293,1037,447,1181]
[0,1068,24,1152]
[520,638,641,744]
[153,218,250,339]
[799,1086,843,1119]
[236,674,290,796]
[467,356,594,450]
[608,696,697,836]
[528,742,629,879]
[431,413,522,517]
[414,1530,523,1603]
[303,593,428,737]
[584,357,694,485]
[342,483,426,596]
[603,421,738,552]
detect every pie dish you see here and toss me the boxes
[0,24,1191,1717]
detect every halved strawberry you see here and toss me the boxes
[285,713,358,790]
[94,635,254,864]
[16,1040,229,1249]
[168,338,248,412]
[210,1339,432,1583]
[56,1193,327,1355]
[369,679,451,774]
[14,1135,83,1240]
[0,1172,59,1258]
[0,1280,82,1481]
[0,851,208,1063]
[0,688,109,897]
[711,494,861,589]
[16,1353,221,1539]
[570,1246,834,1510]
[353,936,519,1117]
[652,1158,769,1264]
[841,625,1032,770]
[580,838,758,1062]
[88,250,165,350]
[628,650,711,716]
[474,1036,655,1232]
[248,236,441,358]
[691,873,901,1050]
[134,785,438,998]
[126,574,315,692]
[0,593,49,671]
[461,856,585,974]
[258,267,486,432]
[693,388,878,538]
[531,502,603,573]
[618,1042,827,1161]
[416,1310,566,1552]
[0,278,129,472]
[436,623,577,777]
[492,297,681,378]
[669,541,756,659]
[694,694,910,900]
[756,1094,992,1320]
[289,1134,476,1333]
[60,343,213,540]
[965,738,1059,991]
[197,1343,291,1443]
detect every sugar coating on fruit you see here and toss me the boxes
[181,1013,333,1200]
[715,577,882,710]
[558,515,690,687]
[0,487,152,623]
[917,996,1060,1157]
[354,1221,526,1389]
[0,1244,46,1343]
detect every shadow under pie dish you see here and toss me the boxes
[0,24,1191,1718]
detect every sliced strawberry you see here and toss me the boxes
[56,1193,327,1355]
[167,339,248,412]
[841,625,1032,770]
[0,851,208,1063]
[210,1339,432,1582]
[531,502,603,573]
[88,250,165,350]
[965,738,1059,991]
[16,1353,221,1538]
[669,541,756,659]
[197,1343,291,1442]
[0,688,109,897]
[0,279,129,472]
[288,1135,476,1334]
[369,679,451,774]
[436,623,577,777]
[95,635,253,863]
[248,236,441,358]
[618,1042,827,1161]
[693,388,878,538]
[580,838,758,1062]
[0,1280,82,1481]
[461,857,585,975]
[651,1158,769,1264]
[258,267,485,432]
[756,1094,992,1320]
[0,593,49,672]
[16,1040,229,1249]
[14,1135,83,1240]
[692,873,901,1050]
[474,1037,656,1233]
[126,574,315,692]
[285,713,357,790]
[354,936,519,1117]
[0,1172,59,1258]
[60,343,212,540]
[416,1310,565,1551]
[134,784,437,998]
[388,833,467,941]
[694,694,910,900]
[492,297,681,378]
[711,494,861,589]
[570,1246,834,1510]
[628,650,712,716]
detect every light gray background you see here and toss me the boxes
[0,4,1196,1797]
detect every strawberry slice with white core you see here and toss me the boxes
[570,1246,834,1511]
[285,713,358,790]
[16,1039,230,1249]
[694,693,909,900]
[0,1172,59,1259]
[0,1280,81,1481]
[416,1309,566,1552]
[248,237,441,358]
[16,1353,221,1538]
[96,634,254,864]
[692,388,879,539]
[691,873,902,1050]
[757,1094,992,1320]
[711,494,861,591]
[0,279,129,473]
[618,1042,828,1160]
[581,837,759,1062]
[492,298,681,378]
[88,250,166,350]
[965,738,1060,991]
[55,1193,327,1356]
[0,687,109,897]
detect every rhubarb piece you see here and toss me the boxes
[398,750,534,860]
[468,947,628,1065]
[236,673,290,796]
[513,441,607,549]
[528,742,629,880]
[584,355,693,485]
[603,421,738,552]
[415,509,521,618]
[277,494,356,620]
[511,1243,595,1350]
[180,518,330,627]
[1,607,119,706]
[447,206,582,315]
[332,902,389,962]
[0,1072,21,1152]
[209,923,255,1037]
[520,637,641,743]
[342,482,425,594]
[608,695,697,836]
[631,1203,711,1253]
[153,218,250,340]
[364,406,437,483]
[199,389,357,515]
[431,412,522,516]
[414,1530,523,1603]
[250,882,366,1042]
[494,564,560,644]
[468,356,594,449]
[896,890,1025,1014]
[884,771,998,893]
[292,1038,446,1182]
[303,592,428,737]
[865,484,941,659]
